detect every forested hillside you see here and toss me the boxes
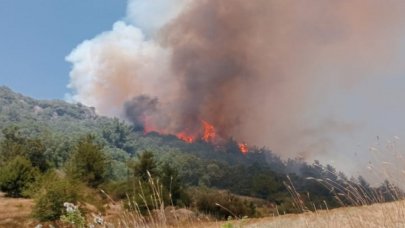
[0,86,400,224]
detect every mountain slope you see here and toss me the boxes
[0,86,375,213]
[0,86,108,134]
[0,86,294,198]
[0,85,280,169]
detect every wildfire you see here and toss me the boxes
[238,143,249,154]
[202,120,216,142]
[142,116,157,134]
[177,132,195,143]
[175,120,216,143]
[142,117,248,154]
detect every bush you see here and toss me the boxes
[101,180,134,200]
[160,162,190,207]
[60,202,86,227]
[0,156,38,197]
[193,188,256,219]
[32,177,79,221]
[123,178,164,214]
[131,151,158,182]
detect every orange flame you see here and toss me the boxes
[143,118,248,155]
[238,143,249,154]
[201,120,216,142]
[177,132,195,143]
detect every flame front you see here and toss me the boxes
[177,132,195,143]
[202,120,216,142]
[238,143,249,154]
[142,117,248,154]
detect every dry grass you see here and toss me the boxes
[0,192,35,228]
[2,189,405,227]
[212,199,405,228]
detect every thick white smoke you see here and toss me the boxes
[66,22,167,117]
[125,0,188,36]
[66,0,180,117]
[66,0,405,175]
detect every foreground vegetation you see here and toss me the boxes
[0,86,403,227]
[2,191,405,227]
[209,199,405,228]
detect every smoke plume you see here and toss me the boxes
[66,0,405,159]
[124,95,159,131]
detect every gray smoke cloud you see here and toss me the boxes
[124,95,159,130]
[66,0,405,162]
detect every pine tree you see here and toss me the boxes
[132,151,158,182]
[66,135,107,187]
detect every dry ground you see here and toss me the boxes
[0,193,35,227]
[1,192,405,228]
[209,200,405,228]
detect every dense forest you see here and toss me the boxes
[0,86,401,223]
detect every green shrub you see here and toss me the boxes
[130,151,158,182]
[193,188,256,219]
[0,156,39,197]
[101,180,134,200]
[32,178,79,221]
[124,179,162,214]
[60,202,86,227]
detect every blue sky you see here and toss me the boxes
[0,0,126,99]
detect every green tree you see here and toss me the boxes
[0,156,38,197]
[25,138,49,172]
[0,126,49,172]
[102,118,134,153]
[131,151,158,182]
[160,162,184,205]
[0,126,26,162]
[67,135,107,187]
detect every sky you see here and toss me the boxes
[0,0,126,99]
[2,0,405,183]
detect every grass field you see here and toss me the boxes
[0,193,34,228]
[1,191,405,228]
[226,200,405,228]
